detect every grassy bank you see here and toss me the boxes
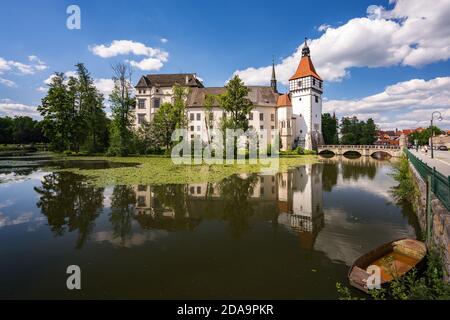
[58,155,319,186]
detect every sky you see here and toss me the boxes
[0,0,449,130]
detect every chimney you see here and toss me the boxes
[185,75,189,84]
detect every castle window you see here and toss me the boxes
[190,126,194,131]
[196,113,201,121]
[190,113,194,121]
[138,99,146,109]
[197,186,201,194]
[319,82,322,89]
[137,114,146,124]
[297,80,302,87]
[153,98,161,108]
[287,120,291,128]
[260,125,264,130]
[271,125,275,130]
[271,114,275,121]
[260,113,264,121]
[249,112,253,120]
[209,113,214,121]
[313,78,316,86]
[315,96,319,103]
[143,90,146,94]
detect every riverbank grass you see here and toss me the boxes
[58,155,319,186]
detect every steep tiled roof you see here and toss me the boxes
[186,86,279,108]
[277,94,291,107]
[135,73,204,88]
[289,56,322,81]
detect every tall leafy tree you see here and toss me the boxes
[74,63,109,153]
[108,63,135,156]
[340,116,378,145]
[38,64,108,152]
[219,75,253,131]
[38,72,73,151]
[322,113,339,144]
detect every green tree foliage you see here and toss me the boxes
[151,102,180,149]
[141,84,189,151]
[340,116,377,145]
[38,63,108,153]
[408,126,443,146]
[0,116,47,144]
[108,63,136,156]
[219,75,253,131]
[321,113,339,144]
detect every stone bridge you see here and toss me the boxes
[317,145,403,157]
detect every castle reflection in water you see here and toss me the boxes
[133,163,325,249]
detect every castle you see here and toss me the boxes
[134,40,324,150]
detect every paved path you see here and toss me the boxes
[410,149,450,176]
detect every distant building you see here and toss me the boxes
[133,39,324,150]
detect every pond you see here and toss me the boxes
[0,157,419,299]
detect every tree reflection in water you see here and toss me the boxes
[217,174,258,238]
[109,185,136,245]
[34,172,104,249]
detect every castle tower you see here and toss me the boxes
[289,38,324,150]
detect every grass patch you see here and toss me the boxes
[56,155,318,186]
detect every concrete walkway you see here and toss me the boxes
[410,149,450,176]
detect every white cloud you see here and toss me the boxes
[128,57,164,71]
[160,38,168,43]
[0,77,17,87]
[0,55,48,75]
[235,0,450,84]
[0,101,40,118]
[89,40,169,71]
[324,77,450,130]
[93,78,115,97]
[317,24,331,32]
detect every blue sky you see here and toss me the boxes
[0,0,449,129]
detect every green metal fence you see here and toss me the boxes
[405,148,450,210]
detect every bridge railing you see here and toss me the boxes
[318,145,401,150]
[405,148,450,211]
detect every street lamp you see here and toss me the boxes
[430,111,442,159]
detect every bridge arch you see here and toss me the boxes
[318,149,335,157]
[370,150,392,159]
[343,150,362,158]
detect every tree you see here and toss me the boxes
[151,102,179,149]
[408,126,443,146]
[322,113,339,144]
[147,84,189,151]
[38,72,73,151]
[219,75,253,131]
[0,117,13,144]
[108,63,135,156]
[38,63,108,152]
[340,116,378,145]
[74,63,109,153]
[360,118,377,145]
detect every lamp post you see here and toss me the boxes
[430,111,442,159]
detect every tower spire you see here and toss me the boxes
[271,55,278,93]
[302,37,310,57]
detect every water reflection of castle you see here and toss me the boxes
[133,163,324,248]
